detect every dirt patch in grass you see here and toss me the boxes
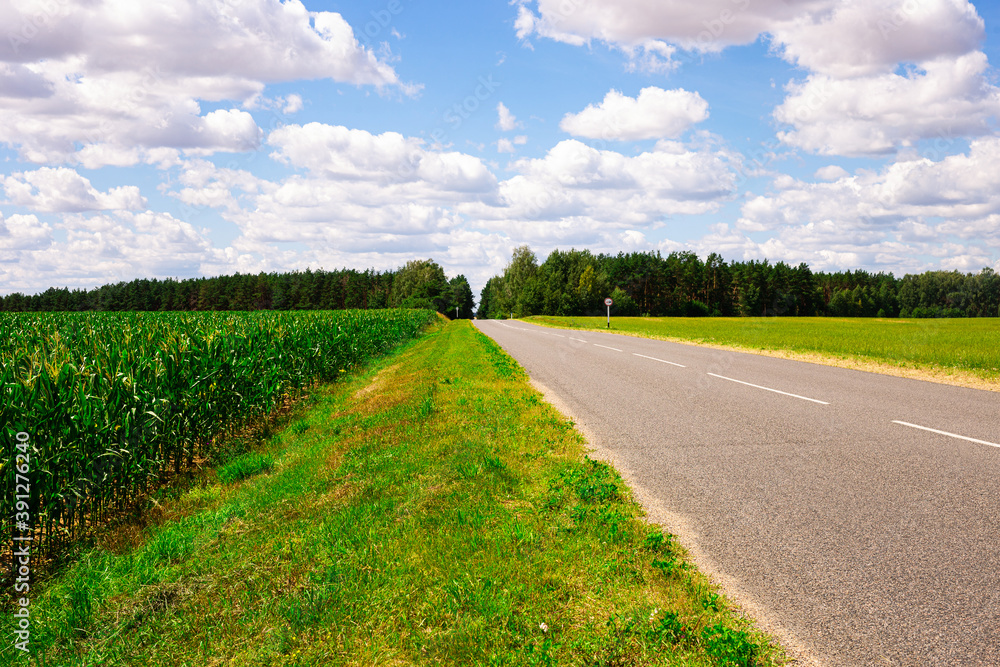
[354,362,401,398]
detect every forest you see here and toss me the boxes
[4,248,998,319]
[0,260,476,317]
[477,246,1000,319]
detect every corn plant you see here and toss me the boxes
[0,309,434,559]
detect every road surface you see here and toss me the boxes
[474,319,1000,666]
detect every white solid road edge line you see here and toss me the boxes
[707,373,830,405]
[593,344,623,352]
[892,421,1000,449]
[633,353,686,368]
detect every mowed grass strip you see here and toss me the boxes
[527,315,1000,387]
[2,319,784,666]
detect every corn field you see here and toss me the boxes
[1,309,434,558]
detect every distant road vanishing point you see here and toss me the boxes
[475,319,1000,667]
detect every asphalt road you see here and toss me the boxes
[474,319,1000,667]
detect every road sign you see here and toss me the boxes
[604,298,613,306]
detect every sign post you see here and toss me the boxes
[604,297,613,329]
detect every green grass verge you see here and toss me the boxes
[526,315,1000,384]
[1,319,784,666]
[216,452,275,484]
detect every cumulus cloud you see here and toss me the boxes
[690,220,932,274]
[560,87,709,141]
[516,0,997,157]
[815,165,850,181]
[162,154,513,292]
[0,0,402,86]
[65,211,219,274]
[621,229,648,247]
[770,0,984,78]
[155,125,503,268]
[0,212,53,252]
[1,201,512,295]
[512,0,836,52]
[283,94,304,114]
[692,220,995,277]
[622,40,679,74]
[775,53,1000,156]
[513,0,982,69]
[0,208,237,293]
[172,159,264,214]
[0,0,407,166]
[0,62,53,98]
[170,124,738,268]
[728,137,1000,272]
[460,139,737,245]
[3,167,147,212]
[767,1,994,158]
[267,123,496,195]
[496,135,528,154]
[496,102,519,131]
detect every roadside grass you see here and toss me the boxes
[526,315,1000,388]
[216,451,275,483]
[1,319,784,666]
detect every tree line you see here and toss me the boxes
[0,260,476,317]
[478,246,1000,319]
[7,248,997,319]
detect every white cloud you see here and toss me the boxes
[0,0,407,167]
[267,123,496,195]
[68,211,218,275]
[512,0,827,52]
[0,213,53,252]
[282,94,303,114]
[1,0,402,87]
[154,126,505,273]
[513,2,586,46]
[622,40,679,74]
[172,159,264,214]
[560,87,709,141]
[815,165,849,181]
[0,62,53,98]
[496,102,519,131]
[0,209,235,293]
[516,1,996,157]
[621,230,647,248]
[775,53,1000,156]
[728,137,1000,272]
[770,0,984,78]
[462,139,737,245]
[3,167,147,212]
[769,2,994,157]
[514,0,983,70]
[168,127,737,275]
[691,219,995,278]
[497,138,516,153]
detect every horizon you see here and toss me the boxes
[7,248,997,302]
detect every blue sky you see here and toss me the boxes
[2,0,999,297]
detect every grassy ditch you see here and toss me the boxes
[526,315,1000,389]
[2,319,784,666]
